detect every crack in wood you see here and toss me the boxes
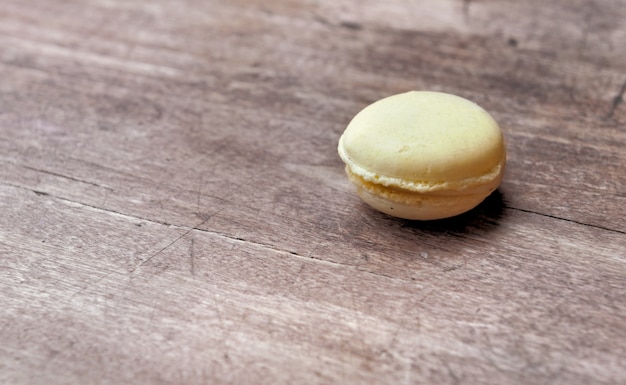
[505,205,625,235]
[22,165,113,191]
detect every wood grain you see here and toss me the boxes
[1,0,625,384]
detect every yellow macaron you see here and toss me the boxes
[338,91,506,220]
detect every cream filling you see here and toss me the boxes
[339,142,505,194]
[344,164,502,206]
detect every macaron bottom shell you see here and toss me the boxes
[346,166,502,220]
[354,183,494,220]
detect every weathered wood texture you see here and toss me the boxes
[1,0,625,384]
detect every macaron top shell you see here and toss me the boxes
[338,91,505,192]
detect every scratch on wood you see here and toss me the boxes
[132,217,211,273]
[195,175,203,212]
[131,230,191,272]
[70,269,116,299]
[576,8,593,61]
[312,13,331,26]
[289,263,306,287]
[100,188,110,207]
[189,237,196,276]
[444,360,461,385]
[349,285,365,351]
[305,242,321,259]
[462,0,471,20]
[403,358,413,385]
[339,21,362,31]
[605,79,626,119]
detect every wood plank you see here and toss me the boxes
[1,185,624,384]
[1,1,624,231]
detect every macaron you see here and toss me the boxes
[337,91,506,220]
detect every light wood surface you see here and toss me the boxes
[1,0,625,384]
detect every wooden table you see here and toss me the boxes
[1,0,625,384]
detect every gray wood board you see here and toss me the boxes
[1,0,625,384]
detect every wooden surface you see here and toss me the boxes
[1,0,625,384]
